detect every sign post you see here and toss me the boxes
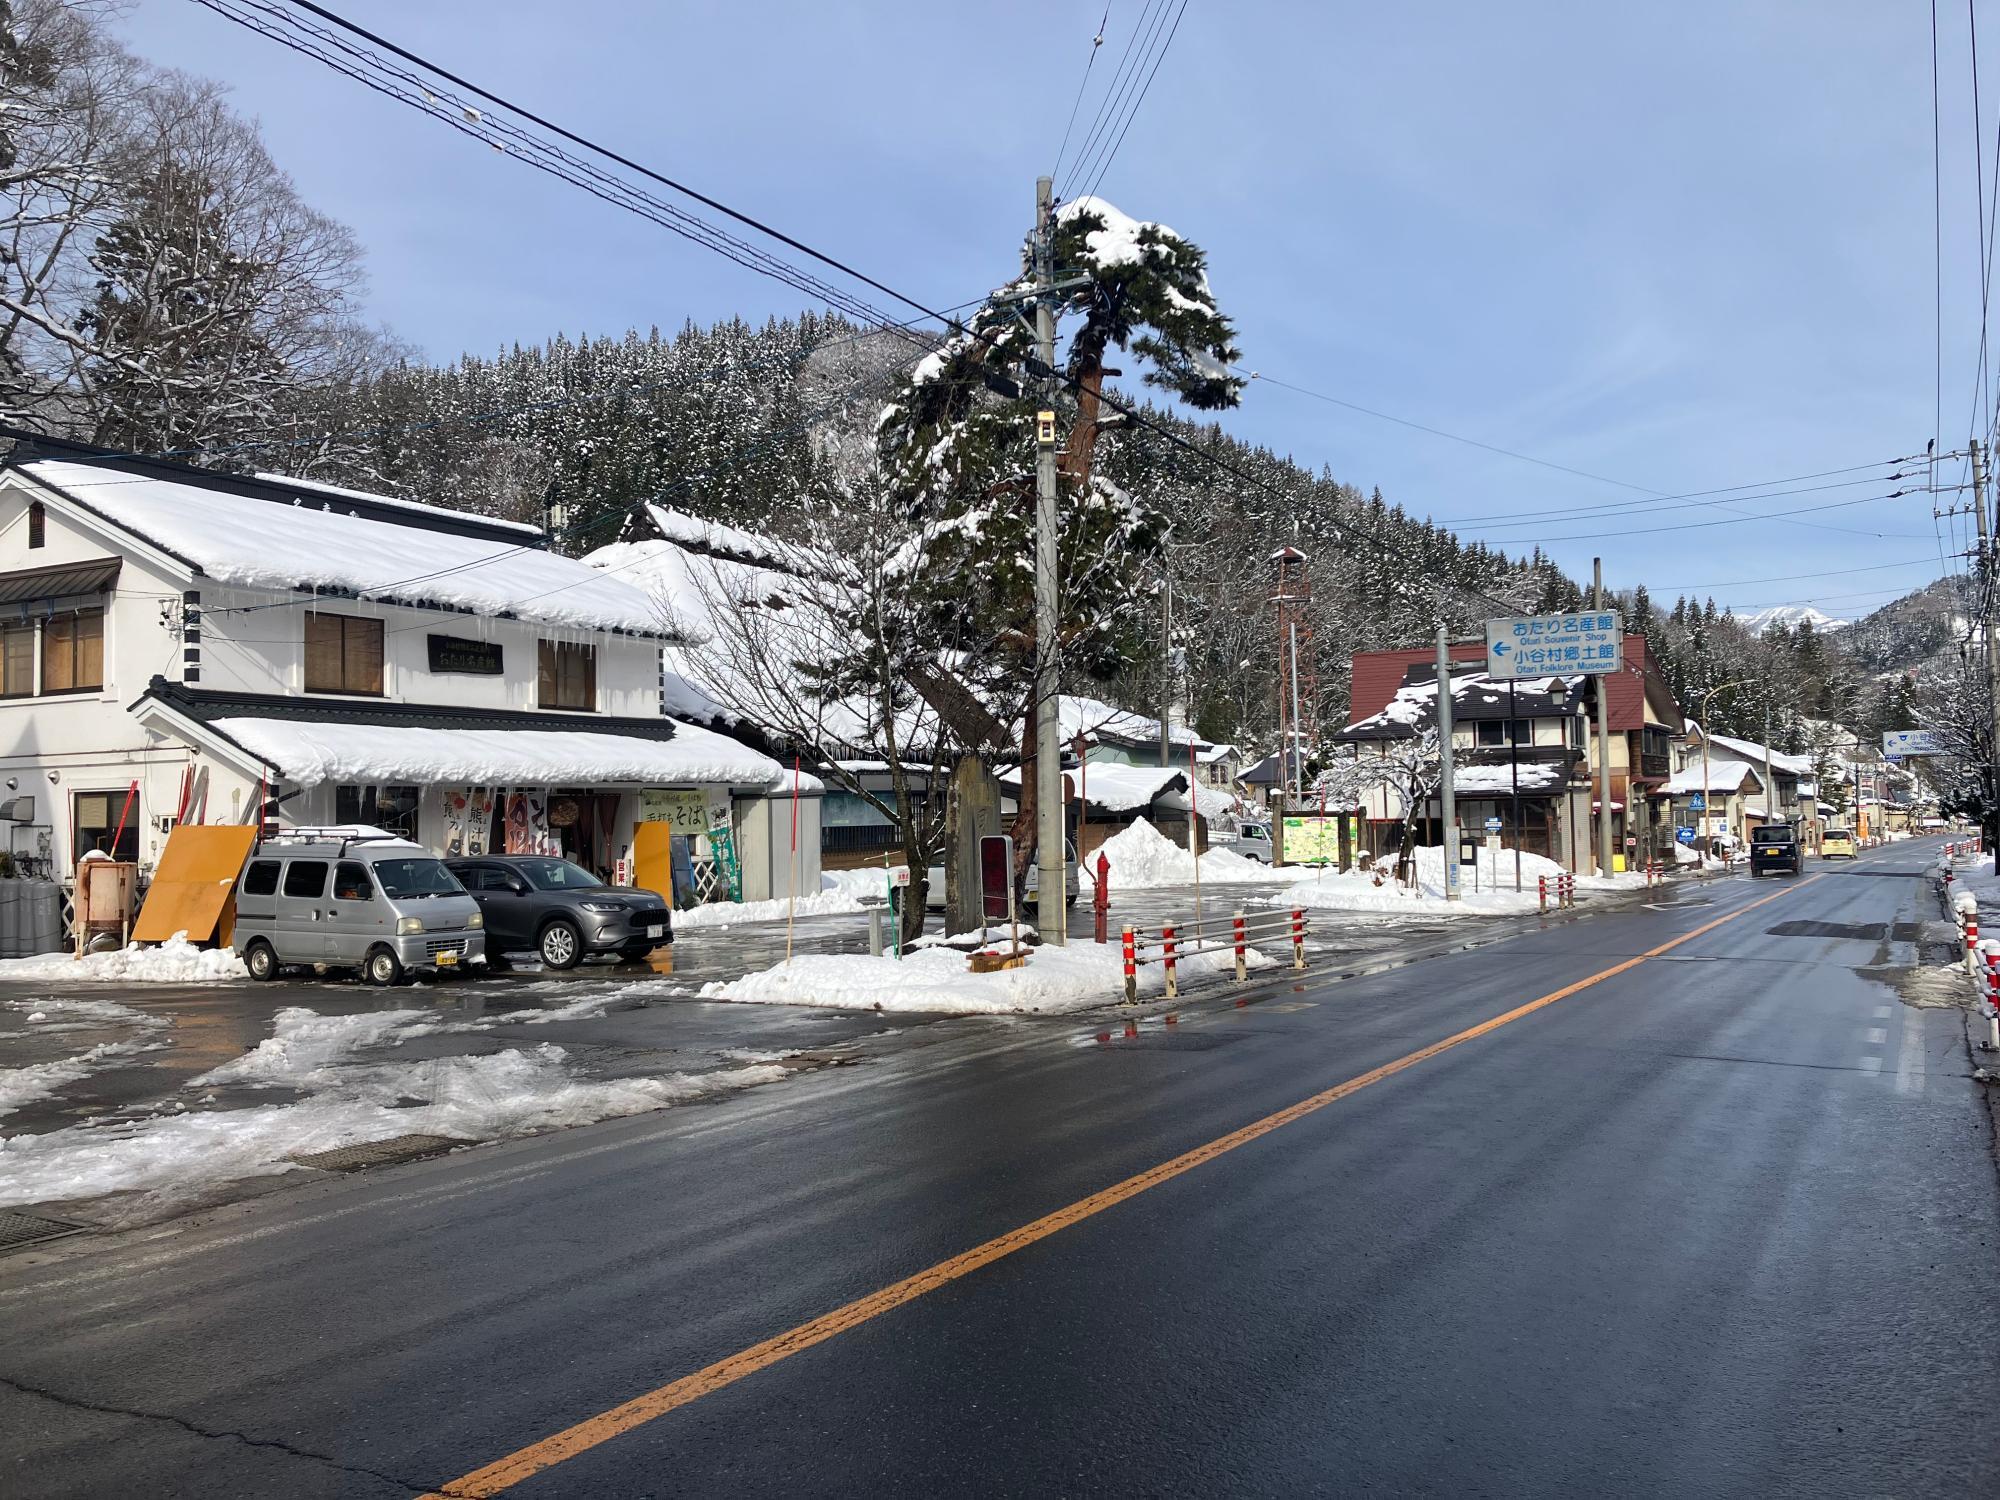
[1486,607,1623,876]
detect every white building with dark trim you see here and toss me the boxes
[0,437,816,902]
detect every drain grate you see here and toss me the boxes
[288,1133,460,1173]
[0,1210,86,1253]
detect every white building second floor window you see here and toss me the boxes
[2,623,30,698]
[539,639,595,711]
[305,611,384,696]
[41,611,102,694]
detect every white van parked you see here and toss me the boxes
[232,829,486,986]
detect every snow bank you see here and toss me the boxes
[674,889,867,930]
[0,995,786,1215]
[0,935,246,984]
[1270,843,1597,919]
[1083,818,1277,890]
[703,938,1267,1015]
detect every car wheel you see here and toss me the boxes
[244,939,279,981]
[364,945,404,987]
[539,919,583,970]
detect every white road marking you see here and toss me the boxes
[1896,1011,1927,1095]
[1865,1027,1888,1045]
[1874,1004,1894,1019]
[1860,1055,1884,1073]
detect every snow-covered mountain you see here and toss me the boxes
[1737,604,1848,635]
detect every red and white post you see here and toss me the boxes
[1162,922,1179,1000]
[1232,909,1247,983]
[1290,908,1306,969]
[1120,924,1137,1005]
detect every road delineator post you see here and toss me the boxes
[1538,875,1548,913]
[1093,853,1111,944]
[1969,907,1982,977]
[1120,923,1137,1004]
[1982,940,2000,1052]
[1233,909,1247,982]
[1162,922,1179,999]
[1290,908,1306,969]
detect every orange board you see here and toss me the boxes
[130,825,259,945]
[633,820,674,911]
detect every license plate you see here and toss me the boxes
[646,925,664,939]
[436,952,458,966]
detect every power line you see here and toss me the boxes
[1644,556,1956,592]
[268,0,944,329]
[1058,0,1162,201]
[1051,2,1111,183]
[1079,0,1189,205]
[1447,470,1909,530]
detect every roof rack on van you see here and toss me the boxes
[255,826,420,859]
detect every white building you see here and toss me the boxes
[0,439,817,902]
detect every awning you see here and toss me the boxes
[0,557,120,607]
[203,715,794,792]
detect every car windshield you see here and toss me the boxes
[516,858,606,892]
[373,858,465,898]
[1825,829,1851,839]
[1752,829,1792,845]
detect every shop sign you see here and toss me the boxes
[641,789,712,836]
[427,634,504,675]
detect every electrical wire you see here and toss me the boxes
[1058,0,1161,202]
[1078,0,1189,205]
[1051,2,1112,183]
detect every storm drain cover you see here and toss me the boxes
[289,1134,460,1173]
[0,1211,86,1252]
[1766,920,1888,941]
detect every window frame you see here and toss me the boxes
[1,623,32,699]
[332,861,375,902]
[282,861,328,899]
[537,638,597,712]
[333,783,420,842]
[27,501,44,549]
[241,860,281,897]
[304,610,385,697]
[39,610,103,695]
[71,787,138,862]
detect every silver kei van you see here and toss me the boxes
[232,829,487,986]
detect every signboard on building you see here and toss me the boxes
[426,634,505,675]
[1484,611,1624,678]
[1882,729,1941,760]
[641,789,714,837]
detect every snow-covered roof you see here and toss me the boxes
[1453,763,1567,795]
[25,459,667,636]
[1061,694,1204,750]
[211,715,795,792]
[1343,670,1581,738]
[1688,724,1811,775]
[1195,742,1239,763]
[1663,758,1763,795]
[254,471,545,538]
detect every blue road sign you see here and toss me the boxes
[1882,729,1941,758]
[1688,792,1706,812]
[1484,816,1503,833]
[1676,826,1696,845]
[1484,611,1624,678]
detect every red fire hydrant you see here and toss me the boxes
[1093,851,1111,944]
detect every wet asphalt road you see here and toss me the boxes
[2,837,1996,1496]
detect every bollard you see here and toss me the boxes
[1162,922,1179,999]
[1985,943,2000,1052]
[1561,873,1576,909]
[1290,908,1306,969]
[1232,909,1247,982]
[1969,910,1982,977]
[1538,874,1548,914]
[867,905,885,957]
[1120,923,1137,1005]
[1093,852,1111,945]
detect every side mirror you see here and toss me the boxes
[509,879,530,895]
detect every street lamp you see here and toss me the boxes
[1697,678,1756,854]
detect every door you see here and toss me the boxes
[278,858,330,960]
[470,864,531,948]
[327,860,383,964]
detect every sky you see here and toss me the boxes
[118,1,2000,623]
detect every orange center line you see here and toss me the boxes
[421,874,1821,1499]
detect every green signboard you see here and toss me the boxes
[1282,814,1342,866]
[708,824,743,902]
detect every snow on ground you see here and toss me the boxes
[0,934,247,984]
[0,998,785,1216]
[1083,817,1278,889]
[0,1041,165,1120]
[0,996,173,1122]
[821,868,899,900]
[1270,843,1639,919]
[673,888,867,929]
[702,938,1270,1015]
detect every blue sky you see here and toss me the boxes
[124,2,1994,621]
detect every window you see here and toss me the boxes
[305,611,383,695]
[373,858,463,898]
[517,857,606,892]
[282,861,327,898]
[332,861,374,901]
[72,789,137,862]
[41,611,102,694]
[538,639,596,711]
[242,860,281,897]
[1475,721,1506,747]
[1,624,30,698]
[334,784,419,841]
[27,501,44,549]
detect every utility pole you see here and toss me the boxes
[1764,703,1776,824]
[1593,558,1613,876]
[1033,175,1065,946]
[1160,569,1174,769]
[1438,625,1460,900]
[1974,437,2000,875]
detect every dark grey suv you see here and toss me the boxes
[445,856,671,968]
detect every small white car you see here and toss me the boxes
[1221,820,1274,863]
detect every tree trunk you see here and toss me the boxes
[1059,357,1104,491]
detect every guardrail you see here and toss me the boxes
[1119,908,1309,1003]
[1537,874,1576,913]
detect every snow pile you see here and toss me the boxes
[0,935,246,984]
[1082,818,1278,890]
[822,868,900,900]
[1272,843,1581,918]
[0,999,785,1216]
[673,888,867,930]
[704,938,1268,1015]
